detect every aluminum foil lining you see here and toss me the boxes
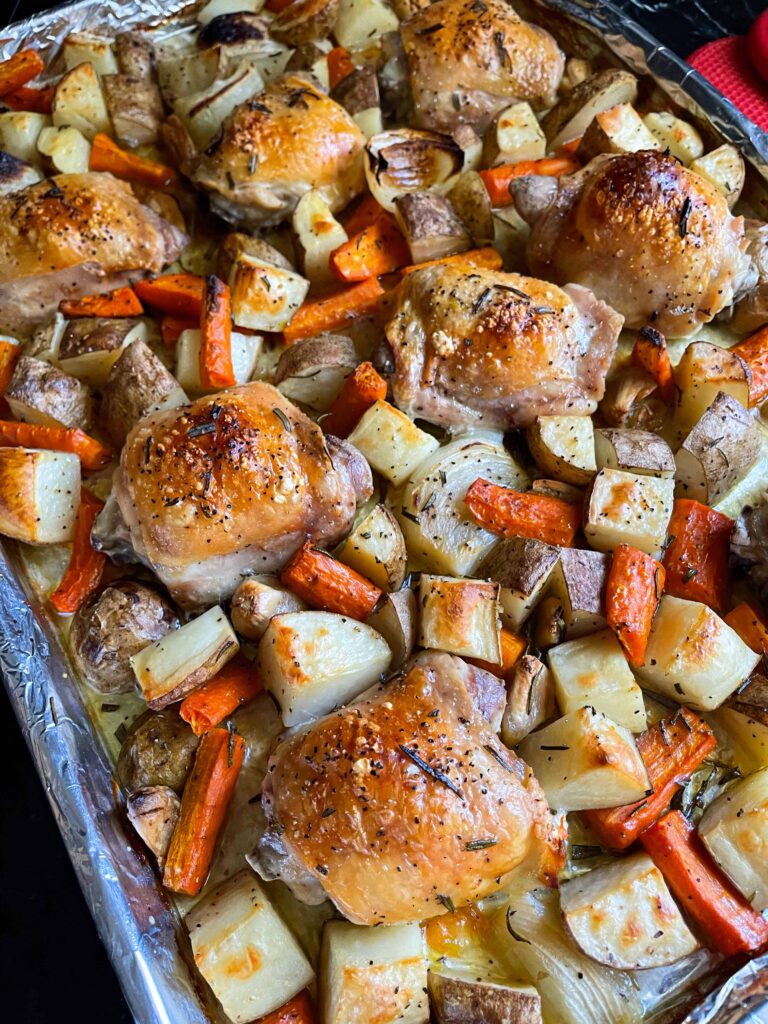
[1,0,767,1022]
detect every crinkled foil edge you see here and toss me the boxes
[0,0,767,1022]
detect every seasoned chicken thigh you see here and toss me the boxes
[400,0,564,132]
[94,382,372,606]
[386,264,622,429]
[169,74,365,228]
[255,651,558,925]
[0,172,185,335]
[521,150,750,338]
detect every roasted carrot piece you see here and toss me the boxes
[341,194,387,236]
[605,544,665,667]
[0,420,112,470]
[733,324,768,407]
[0,340,21,398]
[1,83,55,113]
[60,286,143,318]
[322,361,387,437]
[468,628,527,678]
[265,0,295,10]
[479,157,580,206]
[641,810,768,957]
[163,727,245,896]
[179,658,263,736]
[558,135,583,156]
[465,478,582,547]
[401,246,503,276]
[89,132,177,190]
[330,215,410,283]
[662,499,733,613]
[283,277,384,345]
[724,601,768,654]
[583,707,716,850]
[281,542,382,620]
[49,488,106,614]
[134,274,206,318]
[199,275,235,390]
[327,45,355,89]
[161,315,197,348]
[0,49,44,96]
[255,991,317,1024]
[631,325,676,404]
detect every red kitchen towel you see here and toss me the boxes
[689,28,768,132]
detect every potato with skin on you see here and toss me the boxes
[274,333,356,412]
[447,171,494,246]
[594,427,675,479]
[428,965,542,1024]
[52,62,111,140]
[0,152,41,196]
[483,101,545,167]
[584,467,674,559]
[230,576,306,640]
[0,448,80,544]
[126,785,180,868]
[576,103,661,162]
[173,63,266,150]
[99,338,186,447]
[547,546,610,638]
[366,587,417,669]
[636,595,760,712]
[501,654,554,747]
[527,414,596,486]
[117,707,200,794]
[57,317,147,388]
[6,355,91,431]
[394,191,472,265]
[541,68,638,149]
[338,503,407,592]
[475,536,559,631]
[674,341,752,435]
[348,399,439,487]
[418,575,501,663]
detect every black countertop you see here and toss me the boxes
[0,1,764,1021]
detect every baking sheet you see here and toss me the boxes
[1,0,768,1021]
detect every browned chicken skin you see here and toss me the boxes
[96,382,372,606]
[522,150,751,338]
[0,172,185,335]
[400,0,564,132]
[255,650,559,925]
[386,264,622,429]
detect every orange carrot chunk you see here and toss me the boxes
[733,324,768,407]
[163,727,245,896]
[60,286,143,318]
[330,215,410,283]
[1,83,54,113]
[662,499,733,613]
[606,544,665,667]
[199,275,235,390]
[479,157,580,206]
[641,810,768,957]
[327,45,356,89]
[468,627,526,678]
[583,707,716,850]
[322,361,387,438]
[89,132,177,190]
[465,478,582,547]
[0,420,112,470]
[283,277,384,345]
[134,274,206,318]
[255,991,317,1024]
[49,488,106,614]
[0,341,21,398]
[280,542,382,620]
[631,325,676,404]
[400,246,503,276]
[0,49,44,96]
[161,315,197,348]
[724,601,768,654]
[341,194,386,236]
[179,658,264,736]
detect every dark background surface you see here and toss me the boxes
[0,0,765,1021]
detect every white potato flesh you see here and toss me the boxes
[338,503,407,591]
[578,102,661,159]
[321,920,428,1024]
[52,62,111,140]
[487,101,545,166]
[476,537,560,630]
[187,871,314,1024]
[58,321,146,387]
[230,253,309,332]
[545,70,639,151]
[333,0,400,49]
[157,46,223,102]
[292,190,349,289]
[517,707,650,811]
[348,400,439,487]
[560,853,698,969]
[63,32,119,75]
[674,341,751,436]
[257,611,391,726]
[699,768,768,911]
[37,125,91,174]
[527,415,596,486]
[636,596,759,711]
[690,144,745,208]
[0,111,50,164]
[418,575,501,662]
[711,707,768,775]
[0,448,79,545]
[547,547,610,638]
[130,605,240,709]
[175,63,264,148]
[197,0,266,23]
[353,107,383,139]
[428,966,542,1024]
[643,112,704,165]
[395,431,528,576]
[548,629,646,733]
[584,468,674,558]
[175,329,261,395]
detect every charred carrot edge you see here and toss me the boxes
[0,420,113,470]
[265,0,295,10]
[281,541,382,620]
[662,499,733,613]
[558,135,583,156]
[179,658,263,736]
[631,325,676,404]
[134,274,206,318]
[641,810,768,957]
[161,315,197,348]
[89,132,178,190]
[255,991,317,1024]
[49,488,106,614]
[725,602,768,655]
[60,286,143,318]
[341,194,387,236]
[199,275,235,390]
[1,83,54,113]
[401,246,503,276]
[327,45,355,90]
[468,628,526,678]
[465,478,582,548]
[583,707,716,850]
[733,324,768,407]
[479,157,580,206]
[322,361,387,438]
[606,544,665,668]
[0,49,44,96]
[330,215,410,283]
[0,340,20,398]
[283,277,384,345]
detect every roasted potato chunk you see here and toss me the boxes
[117,707,200,794]
[6,355,91,430]
[100,338,185,446]
[394,191,471,264]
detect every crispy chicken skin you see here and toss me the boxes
[386,264,622,429]
[103,382,371,606]
[256,651,558,925]
[0,172,185,335]
[170,74,365,228]
[400,0,564,132]
[523,150,750,338]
